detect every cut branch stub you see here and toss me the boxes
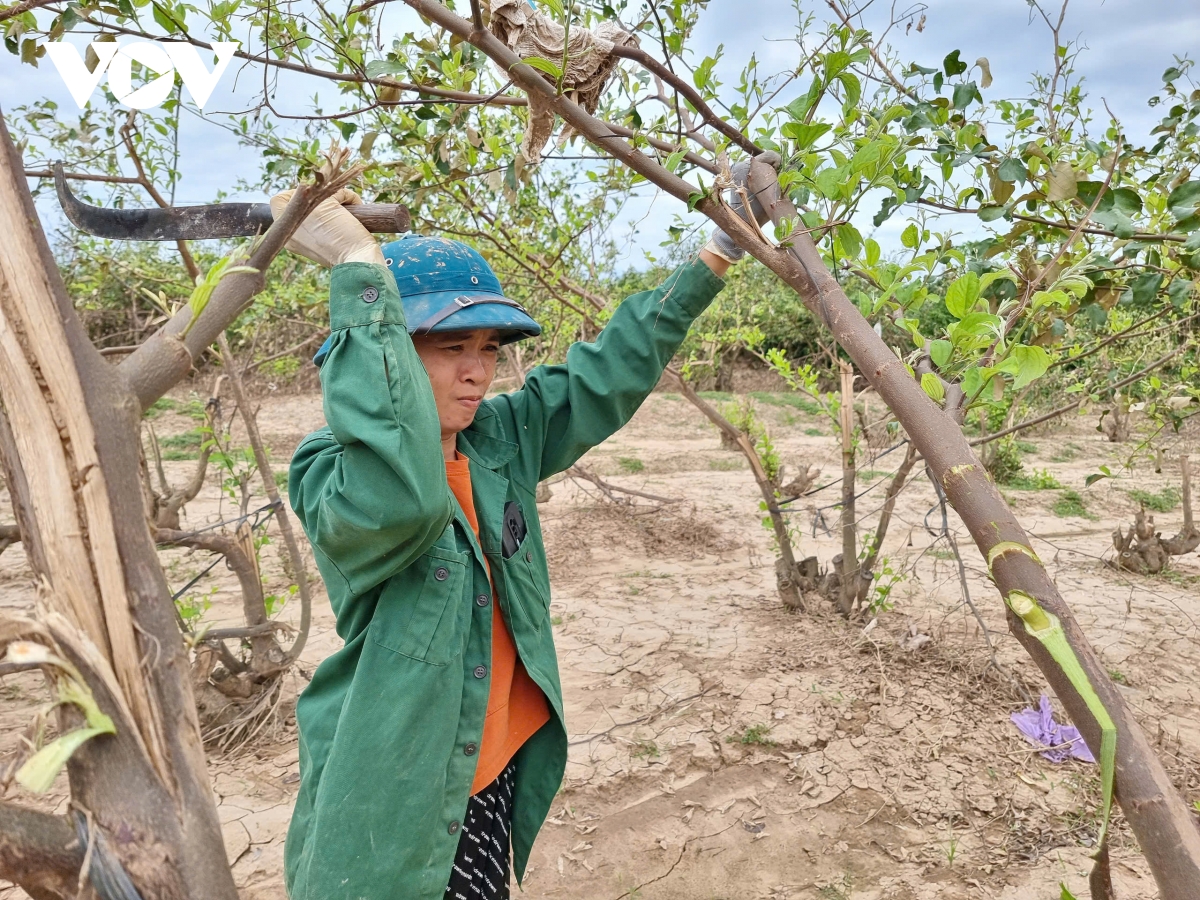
[1112,455,1199,573]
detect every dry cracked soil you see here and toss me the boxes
[3,385,1200,900]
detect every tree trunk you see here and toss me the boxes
[0,113,355,897]
[0,110,236,899]
[837,363,857,616]
[405,6,1200,890]
[857,442,919,608]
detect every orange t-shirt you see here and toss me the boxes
[445,455,551,794]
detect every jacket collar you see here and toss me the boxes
[457,401,517,470]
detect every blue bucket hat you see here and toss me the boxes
[313,234,540,367]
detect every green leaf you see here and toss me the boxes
[1125,271,1164,305]
[1009,345,1053,389]
[1168,181,1200,221]
[1085,465,1112,488]
[838,72,861,109]
[780,121,831,149]
[978,205,1006,222]
[920,372,945,403]
[951,81,980,110]
[693,55,716,89]
[945,271,980,318]
[1057,276,1091,299]
[1168,278,1195,309]
[664,149,687,172]
[943,49,967,77]
[835,223,862,259]
[901,222,919,249]
[980,270,1016,292]
[17,727,112,793]
[950,312,1002,346]
[850,142,881,174]
[930,339,952,368]
[865,238,881,267]
[364,58,405,78]
[1060,884,1079,900]
[824,49,851,78]
[785,80,822,121]
[519,56,563,79]
[997,157,1027,183]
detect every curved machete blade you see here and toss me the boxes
[55,162,273,241]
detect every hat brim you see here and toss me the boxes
[313,291,540,367]
[407,290,541,345]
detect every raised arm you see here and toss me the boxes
[282,191,452,599]
[492,253,726,484]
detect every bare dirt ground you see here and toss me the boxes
[4,386,1200,899]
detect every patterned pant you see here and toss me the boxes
[444,761,515,900]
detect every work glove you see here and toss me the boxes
[269,188,385,268]
[704,151,783,263]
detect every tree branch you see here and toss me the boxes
[609,44,762,156]
[0,802,83,900]
[117,158,363,411]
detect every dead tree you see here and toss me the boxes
[411,7,1200,890]
[1113,455,1200,574]
[0,112,357,899]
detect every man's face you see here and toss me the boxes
[411,328,503,440]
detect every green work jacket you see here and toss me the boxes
[284,256,724,900]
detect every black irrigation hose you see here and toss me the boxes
[73,810,144,900]
[166,499,281,541]
[166,502,280,602]
[777,438,910,506]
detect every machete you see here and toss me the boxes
[53,162,411,241]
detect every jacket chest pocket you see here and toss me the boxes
[370,544,470,666]
[499,537,549,636]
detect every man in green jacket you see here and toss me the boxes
[277,161,769,900]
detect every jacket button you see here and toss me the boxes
[448,820,460,835]
[361,286,379,303]
[435,567,449,581]
[464,742,477,756]
[473,665,488,679]
[476,593,490,607]
[525,550,532,563]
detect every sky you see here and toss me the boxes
[2,0,1199,270]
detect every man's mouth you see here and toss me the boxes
[458,396,483,410]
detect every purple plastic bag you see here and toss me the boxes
[1010,694,1096,763]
